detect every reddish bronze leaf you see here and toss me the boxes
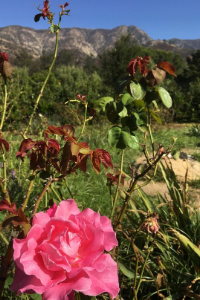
[127,56,150,77]
[0,137,9,153]
[91,148,113,174]
[47,138,60,157]
[45,125,75,138]
[16,139,35,159]
[157,61,176,77]
[60,142,71,174]
[0,200,17,214]
[77,154,89,172]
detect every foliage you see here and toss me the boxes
[1,1,200,300]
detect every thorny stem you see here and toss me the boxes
[77,102,88,142]
[32,177,54,217]
[114,152,166,231]
[110,150,125,221]
[23,14,62,138]
[21,171,36,211]
[0,82,8,131]
[0,179,10,204]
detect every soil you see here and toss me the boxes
[125,152,200,205]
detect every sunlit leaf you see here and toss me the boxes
[157,87,172,108]
[128,80,146,100]
[172,229,200,268]
[94,97,113,112]
[121,93,134,106]
[118,106,128,117]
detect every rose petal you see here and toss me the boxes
[42,271,91,300]
[54,199,80,219]
[83,254,119,299]
[32,212,51,228]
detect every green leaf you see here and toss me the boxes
[108,126,139,151]
[128,134,139,149]
[121,93,134,106]
[158,87,172,108]
[0,212,5,223]
[106,101,119,123]
[128,80,146,100]
[108,126,128,151]
[145,90,159,105]
[132,99,145,111]
[94,97,113,112]
[50,25,60,33]
[149,110,162,124]
[29,294,42,300]
[115,75,130,95]
[118,261,135,279]
[118,106,128,117]
[172,229,200,269]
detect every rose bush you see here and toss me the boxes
[10,199,119,300]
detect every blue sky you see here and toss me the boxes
[1,0,200,40]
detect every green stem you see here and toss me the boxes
[0,179,10,204]
[51,185,62,202]
[45,192,48,208]
[65,179,74,198]
[133,253,139,300]
[0,232,9,246]
[147,106,155,158]
[32,177,53,217]
[21,171,36,211]
[23,16,62,138]
[110,150,124,221]
[77,103,88,142]
[2,153,8,194]
[136,246,151,294]
[0,82,8,131]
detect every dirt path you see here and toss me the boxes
[126,154,200,203]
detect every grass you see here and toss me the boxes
[1,121,199,216]
[1,121,200,300]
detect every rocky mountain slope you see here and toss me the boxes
[0,25,199,60]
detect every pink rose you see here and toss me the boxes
[11,200,119,300]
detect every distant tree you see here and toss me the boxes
[186,50,200,80]
[12,49,34,68]
[98,35,144,89]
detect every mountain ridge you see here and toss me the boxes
[0,25,199,60]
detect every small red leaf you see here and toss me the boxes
[45,125,75,138]
[0,200,17,214]
[47,138,60,157]
[91,148,113,174]
[16,139,35,159]
[91,150,101,174]
[0,138,9,153]
[157,61,176,77]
